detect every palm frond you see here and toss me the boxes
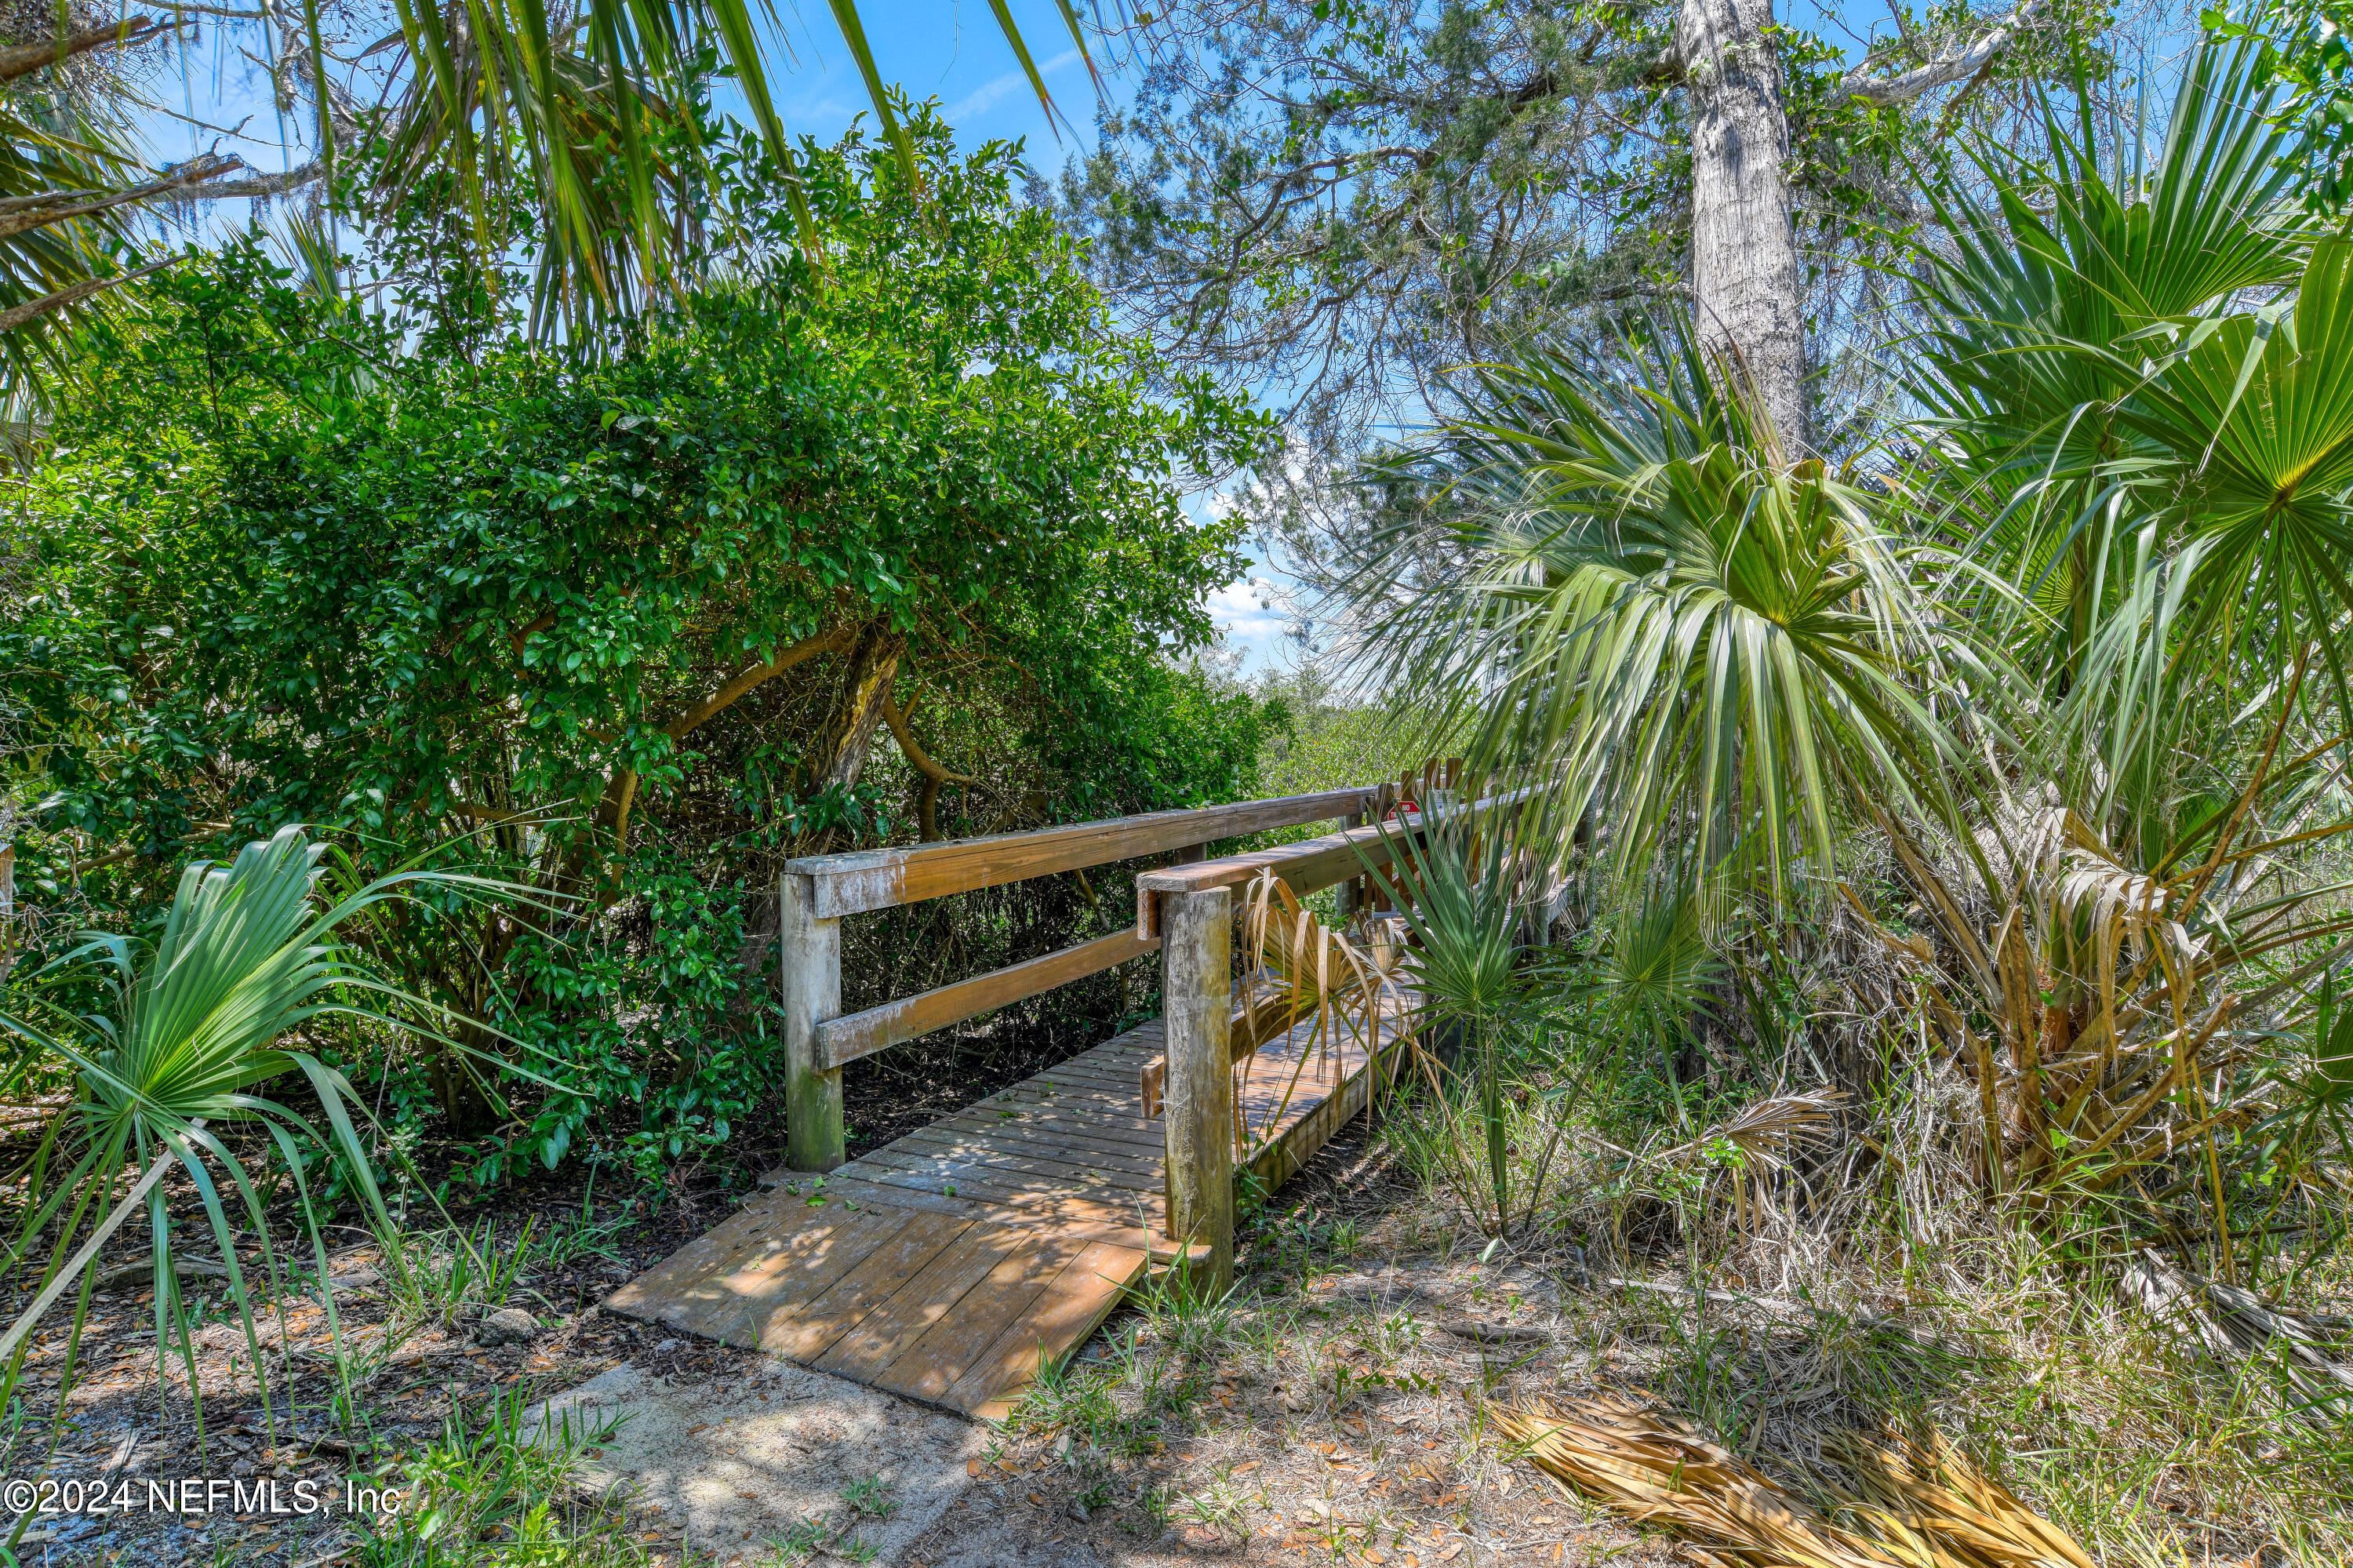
[1346,319,1968,895]
[0,826,559,1439]
[1492,1392,2097,1568]
[1908,40,2322,691]
[369,0,1100,334]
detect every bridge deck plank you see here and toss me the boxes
[606,995,1410,1414]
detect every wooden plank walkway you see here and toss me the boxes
[606,997,1412,1418]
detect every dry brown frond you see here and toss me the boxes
[1491,1393,1887,1568]
[1235,869,1398,1150]
[1666,1089,1847,1171]
[1493,1392,2096,1568]
[1867,774,2312,1223]
[2121,1248,2353,1423]
[1826,1428,2098,1568]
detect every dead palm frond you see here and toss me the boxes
[1493,1393,1885,1568]
[1824,1426,2099,1568]
[1861,642,2353,1253]
[1664,1089,1846,1177]
[1492,1392,2097,1568]
[1235,869,1394,1152]
[2120,1248,2353,1425]
[1657,1090,1845,1237]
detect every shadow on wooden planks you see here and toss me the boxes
[606,1002,1415,1418]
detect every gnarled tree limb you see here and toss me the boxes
[585,625,858,859]
[881,685,981,842]
[1838,0,2041,106]
[173,161,327,202]
[0,260,176,333]
[0,155,242,244]
[806,624,904,794]
[663,626,853,742]
[880,689,978,788]
[0,16,167,86]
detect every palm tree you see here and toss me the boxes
[0,0,1100,386]
[1341,320,1974,897]
[0,827,551,1448]
[1907,41,2332,711]
[1908,34,2353,889]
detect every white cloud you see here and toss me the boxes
[947,49,1082,124]
[1208,576,1291,646]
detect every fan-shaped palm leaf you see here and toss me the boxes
[1350,322,1971,896]
[1908,40,2320,683]
[2119,238,2353,686]
[1599,875,1723,1122]
[0,828,560,1446]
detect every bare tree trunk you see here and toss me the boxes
[808,623,905,794]
[1678,0,1809,450]
[733,624,906,1002]
[795,620,905,869]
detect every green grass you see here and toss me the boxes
[355,1384,638,1567]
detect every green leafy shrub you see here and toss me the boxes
[2,107,1272,1182]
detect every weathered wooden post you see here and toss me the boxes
[1336,802,1366,926]
[1162,885,1235,1293]
[780,871,846,1172]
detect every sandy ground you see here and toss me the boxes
[521,1245,1675,1568]
[526,1358,986,1562]
[0,1119,1683,1567]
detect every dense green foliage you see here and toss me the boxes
[2,116,1271,1181]
[2,15,2351,1555]
[1342,42,2353,1240]
[2221,0,2353,212]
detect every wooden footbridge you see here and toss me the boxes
[609,772,1476,1417]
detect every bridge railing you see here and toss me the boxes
[775,786,1382,1172]
[776,758,1515,1290]
[1137,773,1545,1290]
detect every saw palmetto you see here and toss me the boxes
[0,827,557,1451]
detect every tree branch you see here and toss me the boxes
[0,155,244,242]
[173,162,326,202]
[63,820,233,875]
[880,689,979,786]
[662,626,853,742]
[0,16,167,86]
[509,610,556,660]
[444,802,557,828]
[1838,1,2039,107]
[882,685,981,842]
[0,257,172,333]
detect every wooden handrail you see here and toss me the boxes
[814,926,1160,1069]
[1133,806,1425,937]
[777,787,1380,1168]
[1133,784,1541,934]
[784,787,1374,919]
[1129,777,1553,932]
